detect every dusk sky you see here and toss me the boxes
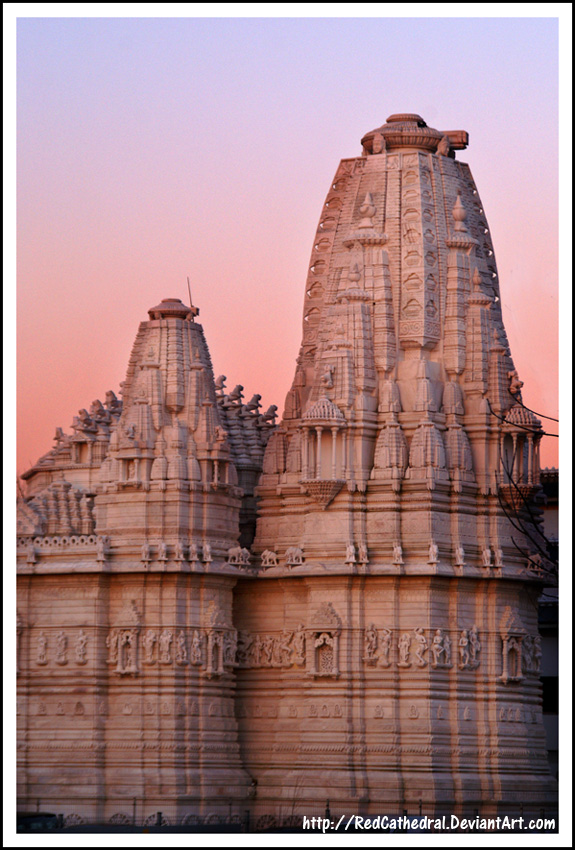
[13,11,564,477]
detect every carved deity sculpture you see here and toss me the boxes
[345,543,356,564]
[202,542,212,563]
[158,542,168,561]
[482,548,492,568]
[176,631,188,665]
[455,546,466,567]
[293,625,306,666]
[36,632,48,665]
[142,630,157,664]
[358,543,368,564]
[533,636,542,673]
[190,630,203,665]
[75,630,88,664]
[379,629,392,667]
[428,542,439,564]
[414,628,428,667]
[392,543,404,565]
[364,625,378,662]
[55,630,68,665]
[96,538,107,562]
[398,632,411,666]
[188,542,199,562]
[459,630,470,668]
[223,631,238,666]
[174,540,186,561]
[159,629,173,663]
[469,626,481,667]
[522,635,533,673]
[106,630,118,664]
[431,630,445,666]
[444,634,452,666]
[141,542,151,563]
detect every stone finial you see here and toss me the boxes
[357,193,376,228]
[452,190,468,233]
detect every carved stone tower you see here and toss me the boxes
[17,115,556,825]
[237,114,556,817]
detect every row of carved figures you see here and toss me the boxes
[20,536,506,571]
[363,626,481,669]
[25,630,89,667]
[259,542,505,569]
[22,625,542,680]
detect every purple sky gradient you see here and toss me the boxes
[15,14,561,474]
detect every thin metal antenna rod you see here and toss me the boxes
[187,276,193,308]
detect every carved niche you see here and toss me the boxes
[499,607,526,684]
[307,602,341,678]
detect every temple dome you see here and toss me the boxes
[303,395,346,424]
[148,298,196,320]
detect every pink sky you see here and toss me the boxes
[15,15,561,476]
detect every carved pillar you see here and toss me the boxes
[315,426,323,478]
[331,427,338,479]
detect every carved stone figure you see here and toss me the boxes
[202,542,212,563]
[364,625,378,662]
[357,543,368,564]
[188,542,199,562]
[261,549,279,568]
[55,630,68,665]
[190,630,203,665]
[431,630,445,666]
[36,632,48,665]
[345,543,356,564]
[75,630,88,664]
[141,542,151,562]
[508,369,524,396]
[279,630,294,666]
[522,634,533,674]
[428,542,439,564]
[106,630,119,664]
[454,546,466,567]
[174,540,186,561]
[158,542,168,561]
[436,135,451,156]
[443,633,452,667]
[285,546,303,567]
[482,547,492,568]
[159,629,173,664]
[398,632,411,667]
[321,364,335,389]
[293,626,306,666]
[175,631,188,665]
[494,548,504,567]
[459,630,470,668]
[96,538,107,562]
[469,626,481,667]
[533,636,542,673]
[26,542,37,564]
[392,543,404,565]
[379,629,392,667]
[414,628,428,666]
[223,631,238,666]
[142,630,157,664]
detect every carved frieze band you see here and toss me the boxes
[363,625,482,669]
